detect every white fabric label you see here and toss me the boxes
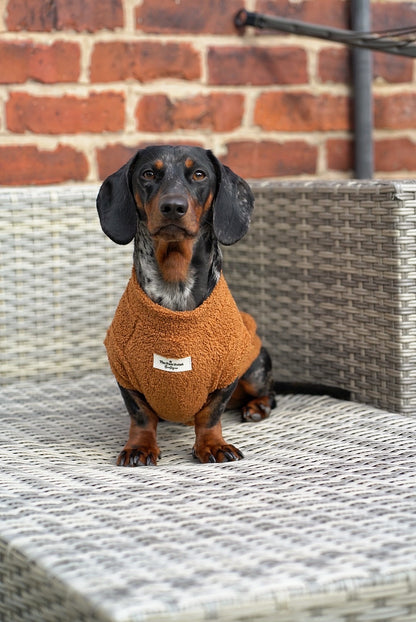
[153,353,192,373]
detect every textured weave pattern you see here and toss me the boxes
[0,185,132,384]
[1,182,416,621]
[2,182,416,412]
[224,180,416,414]
[1,373,416,622]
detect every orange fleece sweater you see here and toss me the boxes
[105,269,261,424]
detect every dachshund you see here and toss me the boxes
[97,145,275,465]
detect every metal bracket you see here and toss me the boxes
[234,9,416,58]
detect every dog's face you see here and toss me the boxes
[130,146,217,243]
[97,145,254,247]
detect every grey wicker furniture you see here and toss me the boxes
[1,182,416,622]
[225,180,416,415]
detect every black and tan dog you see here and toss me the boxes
[97,145,275,465]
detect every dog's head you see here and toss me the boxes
[97,145,254,246]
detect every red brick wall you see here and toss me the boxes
[0,0,415,185]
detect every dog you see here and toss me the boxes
[97,145,275,465]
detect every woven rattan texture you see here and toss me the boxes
[224,180,416,414]
[0,185,132,384]
[1,181,416,411]
[1,373,416,622]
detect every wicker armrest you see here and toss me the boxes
[224,180,416,414]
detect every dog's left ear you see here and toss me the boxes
[207,151,254,246]
[96,153,140,245]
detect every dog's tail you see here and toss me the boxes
[273,381,350,401]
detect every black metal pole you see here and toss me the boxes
[351,0,374,178]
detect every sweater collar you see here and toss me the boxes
[127,268,229,320]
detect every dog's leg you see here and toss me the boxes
[117,385,161,466]
[193,380,244,463]
[235,347,276,422]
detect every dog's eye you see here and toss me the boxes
[142,170,155,180]
[193,170,206,181]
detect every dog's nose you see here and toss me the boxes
[159,195,188,220]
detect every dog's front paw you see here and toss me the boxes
[192,442,244,464]
[117,444,161,467]
[241,395,275,422]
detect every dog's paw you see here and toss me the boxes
[192,443,244,464]
[241,395,274,422]
[117,445,161,467]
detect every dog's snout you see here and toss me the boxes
[159,195,188,220]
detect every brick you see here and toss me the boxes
[136,93,244,133]
[5,0,56,31]
[328,136,416,174]
[328,137,416,175]
[0,41,80,84]
[222,140,317,178]
[256,0,348,30]
[374,93,416,129]
[373,2,416,32]
[254,91,351,132]
[319,48,413,85]
[136,0,242,34]
[326,138,353,172]
[6,92,124,134]
[373,52,414,84]
[318,48,350,85]
[208,46,307,86]
[135,95,172,132]
[6,0,123,32]
[0,145,88,185]
[375,138,416,172]
[0,41,27,83]
[90,41,200,83]
[97,144,142,179]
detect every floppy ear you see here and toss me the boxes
[207,151,254,246]
[96,154,139,245]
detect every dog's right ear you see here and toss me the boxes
[96,154,139,245]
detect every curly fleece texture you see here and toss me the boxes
[105,269,261,424]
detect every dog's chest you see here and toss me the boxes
[105,273,259,423]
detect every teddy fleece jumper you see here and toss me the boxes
[105,269,261,424]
